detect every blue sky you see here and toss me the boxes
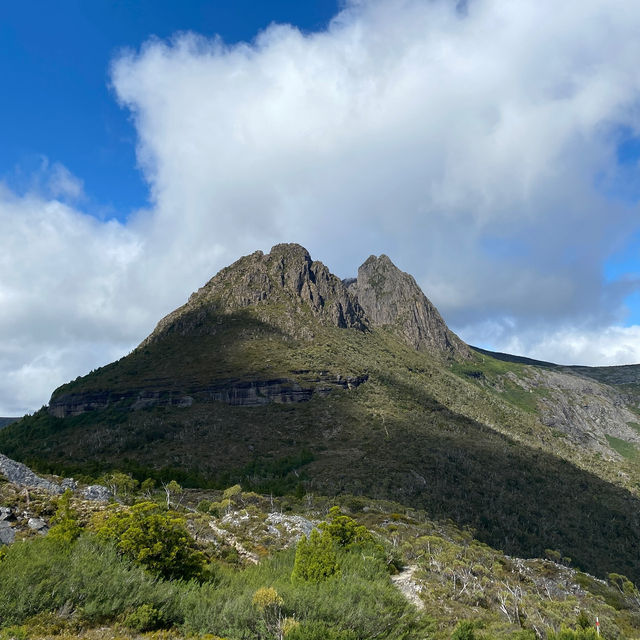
[3,0,640,415]
[0,1,339,216]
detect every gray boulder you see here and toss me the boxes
[27,517,48,534]
[0,522,15,545]
[82,485,112,501]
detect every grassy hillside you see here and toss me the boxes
[3,313,640,583]
[1,479,640,640]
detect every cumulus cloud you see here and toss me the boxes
[4,0,640,413]
[111,0,640,319]
[0,184,145,413]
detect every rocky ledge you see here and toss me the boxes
[49,373,369,416]
[206,374,368,407]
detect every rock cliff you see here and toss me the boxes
[348,254,471,360]
[49,374,368,417]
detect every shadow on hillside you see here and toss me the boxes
[310,370,640,584]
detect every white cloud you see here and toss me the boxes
[4,0,640,413]
[111,0,640,321]
[464,322,640,367]
[0,185,145,414]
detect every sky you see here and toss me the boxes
[2,0,640,416]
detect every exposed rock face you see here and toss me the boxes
[49,374,368,416]
[49,389,194,418]
[265,512,315,541]
[61,478,78,491]
[511,368,640,455]
[206,375,367,406]
[0,453,63,494]
[143,243,367,346]
[349,255,471,359]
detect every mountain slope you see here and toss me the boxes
[2,244,640,583]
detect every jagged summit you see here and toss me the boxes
[144,243,467,360]
[348,254,471,360]
[143,243,367,346]
[46,244,472,419]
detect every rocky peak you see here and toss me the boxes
[349,254,471,360]
[143,244,367,345]
[202,243,367,330]
[141,244,468,358]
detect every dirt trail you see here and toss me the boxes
[391,564,424,609]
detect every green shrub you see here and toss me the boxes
[179,546,427,640]
[124,604,164,631]
[318,506,373,549]
[92,501,206,580]
[20,611,76,636]
[222,484,242,500]
[451,620,477,640]
[47,489,82,544]
[0,534,180,626]
[0,626,27,640]
[291,529,339,583]
[285,621,358,640]
[252,587,284,638]
[548,627,599,640]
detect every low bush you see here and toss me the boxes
[0,534,180,626]
[92,501,206,580]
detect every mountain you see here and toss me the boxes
[2,243,640,584]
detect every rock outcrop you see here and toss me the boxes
[348,254,471,360]
[82,485,112,501]
[0,453,63,494]
[49,389,195,418]
[205,374,368,407]
[509,367,640,455]
[49,374,369,416]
